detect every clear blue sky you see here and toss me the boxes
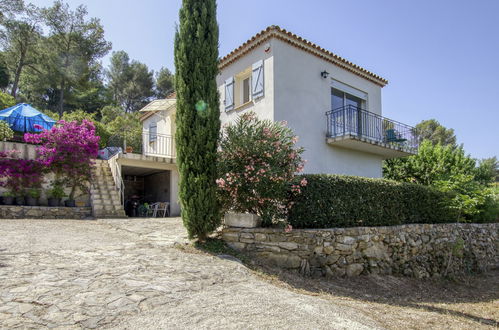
[32,0,499,160]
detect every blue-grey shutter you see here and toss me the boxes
[252,60,264,99]
[224,77,234,111]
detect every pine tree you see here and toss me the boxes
[174,0,221,239]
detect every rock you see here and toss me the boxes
[254,233,267,241]
[335,243,354,252]
[313,246,323,254]
[278,242,298,250]
[363,243,389,260]
[337,236,356,245]
[326,254,340,265]
[346,264,364,277]
[323,246,335,255]
[222,232,239,242]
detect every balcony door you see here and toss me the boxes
[331,88,364,136]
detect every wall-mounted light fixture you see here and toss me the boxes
[321,70,329,79]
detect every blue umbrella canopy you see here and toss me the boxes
[0,103,56,132]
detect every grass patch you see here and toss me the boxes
[194,237,251,264]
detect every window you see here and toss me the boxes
[234,67,251,107]
[149,122,157,143]
[224,60,264,112]
[331,88,364,110]
[242,77,250,103]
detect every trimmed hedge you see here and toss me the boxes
[288,174,457,228]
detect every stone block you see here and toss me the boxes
[222,232,239,242]
[254,233,267,241]
[323,246,335,255]
[346,264,364,277]
[278,242,298,250]
[224,212,262,228]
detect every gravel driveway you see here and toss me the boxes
[0,218,380,329]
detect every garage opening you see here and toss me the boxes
[121,166,171,217]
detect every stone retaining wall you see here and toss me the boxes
[0,205,93,220]
[222,223,499,278]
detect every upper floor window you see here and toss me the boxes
[331,80,367,110]
[224,60,264,111]
[149,122,157,143]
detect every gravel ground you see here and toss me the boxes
[0,218,380,329]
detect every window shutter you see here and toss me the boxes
[252,60,264,99]
[224,77,234,111]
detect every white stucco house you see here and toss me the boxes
[110,26,417,217]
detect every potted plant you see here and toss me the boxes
[47,182,66,207]
[25,188,41,206]
[2,191,15,205]
[15,192,25,205]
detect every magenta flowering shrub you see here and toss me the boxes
[24,120,100,200]
[217,112,307,225]
[0,151,44,196]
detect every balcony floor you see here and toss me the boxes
[326,134,417,159]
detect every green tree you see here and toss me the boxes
[107,50,154,113]
[99,105,123,124]
[155,67,174,98]
[384,141,498,221]
[0,90,16,109]
[107,112,142,152]
[415,119,457,147]
[40,1,111,115]
[174,0,221,239]
[474,157,498,184]
[0,3,42,98]
[384,140,476,185]
[0,53,9,89]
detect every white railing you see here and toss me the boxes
[142,131,176,158]
[108,152,125,205]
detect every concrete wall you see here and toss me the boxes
[272,39,384,177]
[222,223,499,278]
[144,172,170,203]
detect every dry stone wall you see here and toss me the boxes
[222,223,499,278]
[0,205,93,220]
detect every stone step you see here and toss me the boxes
[93,204,123,211]
[92,200,122,207]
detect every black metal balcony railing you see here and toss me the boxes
[326,105,418,152]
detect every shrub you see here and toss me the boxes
[0,121,14,141]
[288,174,459,229]
[24,120,100,200]
[217,112,306,225]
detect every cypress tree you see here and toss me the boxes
[174,0,221,239]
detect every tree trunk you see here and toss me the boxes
[10,51,26,99]
[58,78,65,116]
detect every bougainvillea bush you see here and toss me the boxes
[217,112,307,226]
[0,150,44,196]
[24,120,100,200]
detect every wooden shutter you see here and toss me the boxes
[252,60,264,99]
[224,77,234,111]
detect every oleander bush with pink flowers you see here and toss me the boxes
[217,112,307,226]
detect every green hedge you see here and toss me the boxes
[288,174,458,228]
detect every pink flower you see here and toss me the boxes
[284,224,293,233]
[300,178,308,187]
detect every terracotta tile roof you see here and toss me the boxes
[219,25,388,87]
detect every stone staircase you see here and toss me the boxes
[90,159,127,218]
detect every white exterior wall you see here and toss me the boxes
[217,42,275,124]
[272,39,384,177]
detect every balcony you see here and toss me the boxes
[326,105,418,158]
[141,131,176,159]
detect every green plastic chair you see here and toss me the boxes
[385,129,407,143]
